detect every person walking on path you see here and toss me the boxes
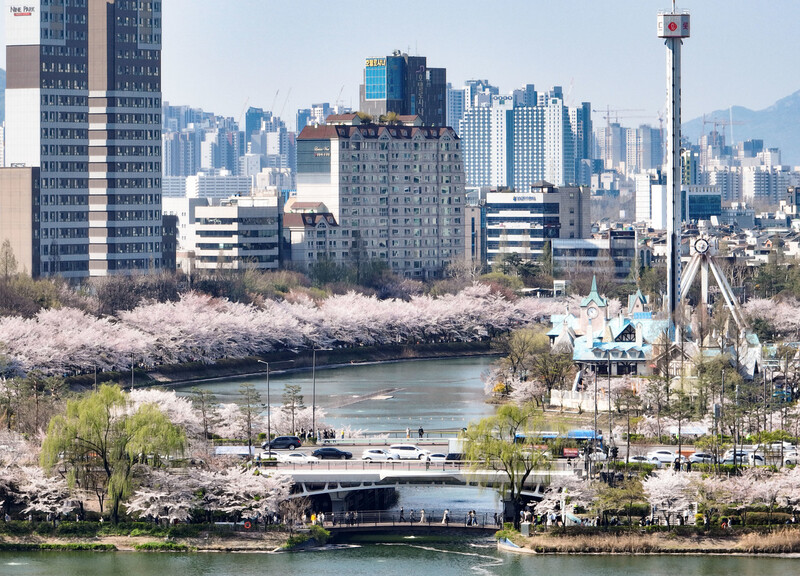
[420,509,426,523]
[406,427,410,439]
[442,509,450,525]
[399,507,405,522]
[418,427,424,439]
[409,509,416,523]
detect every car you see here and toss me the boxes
[689,452,716,464]
[361,448,400,462]
[426,453,447,462]
[387,444,430,460]
[587,448,607,461]
[784,453,798,466]
[275,451,318,464]
[263,436,302,450]
[629,455,650,464]
[646,449,675,464]
[445,452,465,461]
[721,451,754,465]
[312,447,353,460]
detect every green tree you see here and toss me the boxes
[463,403,549,524]
[281,384,305,435]
[191,387,218,447]
[0,239,18,279]
[40,384,185,523]
[596,479,645,526]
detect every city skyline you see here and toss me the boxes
[4,1,796,131]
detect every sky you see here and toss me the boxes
[2,0,799,131]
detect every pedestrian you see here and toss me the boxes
[410,509,416,523]
[493,512,499,526]
[4,512,10,522]
[406,427,410,439]
[420,509,425,523]
[442,509,450,525]
[418,427,424,439]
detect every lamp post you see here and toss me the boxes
[312,347,333,441]
[607,349,613,450]
[256,360,271,456]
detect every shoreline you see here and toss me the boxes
[68,340,498,390]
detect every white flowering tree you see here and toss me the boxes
[126,469,198,524]
[15,466,77,521]
[196,466,292,521]
[642,469,692,526]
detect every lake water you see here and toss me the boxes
[174,356,497,434]
[2,546,797,576]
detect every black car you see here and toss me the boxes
[263,436,302,450]
[312,447,353,460]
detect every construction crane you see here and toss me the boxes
[701,114,745,146]
[278,87,292,119]
[238,97,250,131]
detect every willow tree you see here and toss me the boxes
[464,403,549,524]
[41,384,185,523]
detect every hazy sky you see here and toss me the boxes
[2,1,799,130]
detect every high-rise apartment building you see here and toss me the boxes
[295,114,464,279]
[4,0,163,278]
[461,86,591,189]
[359,51,446,126]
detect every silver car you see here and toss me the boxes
[361,448,400,462]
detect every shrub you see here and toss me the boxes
[308,524,330,545]
[55,522,101,537]
[284,533,311,549]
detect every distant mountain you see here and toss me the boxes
[683,89,800,165]
[0,68,5,123]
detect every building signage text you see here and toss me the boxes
[313,145,330,158]
[365,58,386,67]
[9,5,35,15]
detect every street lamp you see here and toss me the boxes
[312,347,333,440]
[256,360,271,456]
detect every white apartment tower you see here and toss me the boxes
[295,115,464,279]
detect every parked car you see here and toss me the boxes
[361,449,400,462]
[388,444,430,460]
[312,447,353,460]
[647,449,675,464]
[721,451,753,465]
[276,451,318,464]
[587,448,607,461]
[689,452,716,464]
[629,455,650,464]
[426,453,447,462]
[263,436,302,450]
[784,451,799,466]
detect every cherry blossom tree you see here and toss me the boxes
[534,474,597,516]
[126,469,198,524]
[642,470,692,526]
[15,465,77,520]
[196,466,292,521]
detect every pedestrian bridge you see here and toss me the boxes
[324,509,500,538]
[279,463,576,510]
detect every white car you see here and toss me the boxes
[275,451,318,464]
[629,455,650,464]
[784,451,799,466]
[361,448,400,462]
[425,453,447,462]
[388,444,430,460]
[647,449,676,464]
[587,448,607,461]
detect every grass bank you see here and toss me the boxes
[501,527,800,554]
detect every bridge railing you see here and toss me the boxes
[274,459,579,473]
[326,509,501,530]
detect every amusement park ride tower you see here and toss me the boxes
[658,3,690,339]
